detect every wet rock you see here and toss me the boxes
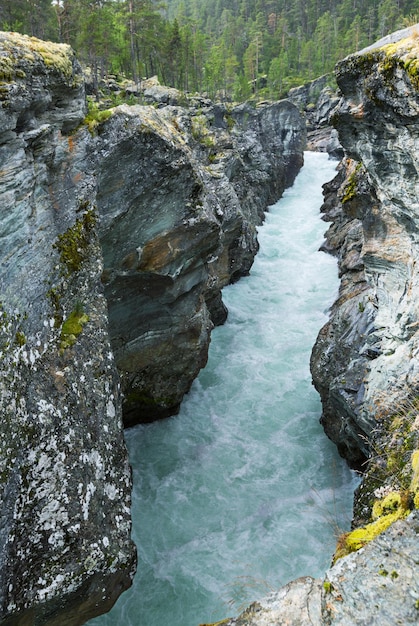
[310,158,377,469]
[211,577,323,626]
[312,29,419,464]
[95,98,305,424]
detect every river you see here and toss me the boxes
[89,151,358,626]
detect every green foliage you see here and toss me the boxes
[341,161,363,205]
[323,581,333,593]
[4,0,419,101]
[84,99,113,134]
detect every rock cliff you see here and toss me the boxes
[212,25,419,626]
[0,32,305,624]
[0,32,136,625]
[95,95,305,425]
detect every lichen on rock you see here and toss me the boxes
[0,31,135,626]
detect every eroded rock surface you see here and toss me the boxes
[288,76,342,157]
[0,32,136,625]
[312,27,419,467]
[95,97,305,424]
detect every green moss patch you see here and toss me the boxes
[84,99,113,135]
[53,209,97,276]
[60,307,89,352]
[334,492,410,562]
[335,397,419,562]
[0,32,75,82]
[341,162,362,204]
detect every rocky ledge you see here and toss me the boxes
[0,32,305,624]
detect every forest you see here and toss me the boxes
[2,0,419,100]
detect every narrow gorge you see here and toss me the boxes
[0,31,304,625]
[1,23,419,626]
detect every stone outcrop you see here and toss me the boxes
[0,32,305,624]
[94,88,305,425]
[312,27,419,471]
[288,75,342,157]
[0,32,136,625]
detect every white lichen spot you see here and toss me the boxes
[79,449,104,479]
[69,523,80,533]
[81,482,96,520]
[104,483,119,500]
[37,573,66,601]
[102,536,110,548]
[47,530,65,547]
[106,400,116,419]
[374,485,392,499]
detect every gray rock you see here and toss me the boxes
[288,75,343,156]
[94,98,305,424]
[313,29,419,460]
[0,32,136,625]
[322,511,419,625]
[216,577,323,625]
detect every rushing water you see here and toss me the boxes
[89,151,358,626]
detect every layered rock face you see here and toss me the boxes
[312,27,419,469]
[287,75,342,157]
[0,32,305,624]
[0,33,136,625]
[96,97,305,424]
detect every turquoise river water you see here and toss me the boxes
[89,151,359,626]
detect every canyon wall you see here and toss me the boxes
[216,25,419,626]
[0,32,305,624]
[0,32,136,626]
[95,95,305,425]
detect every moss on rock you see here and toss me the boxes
[60,307,89,352]
[0,32,76,82]
[84,99,114,135]
[53,209,97,276]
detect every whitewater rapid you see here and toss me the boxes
[89,151,358,626]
